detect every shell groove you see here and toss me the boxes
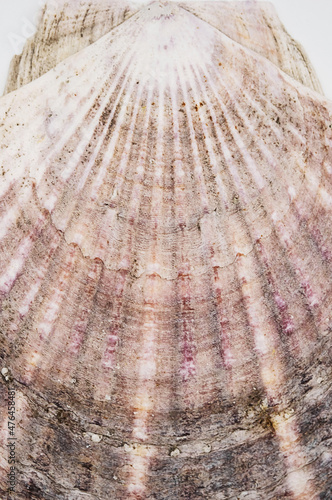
[0,1,331,499]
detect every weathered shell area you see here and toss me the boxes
[4,0,139,95]
[180,1,323,94]
[4,0,322,95]
[0,2,331,499]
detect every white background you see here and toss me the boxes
[0,0,332,99]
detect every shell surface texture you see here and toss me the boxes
[0,1,331,499]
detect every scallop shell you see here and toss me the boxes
[0,1,331,499]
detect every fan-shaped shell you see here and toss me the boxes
[0,2,331,499]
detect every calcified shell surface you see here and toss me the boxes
[0,1,331,499]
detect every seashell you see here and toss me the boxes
[0,1,331,498]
